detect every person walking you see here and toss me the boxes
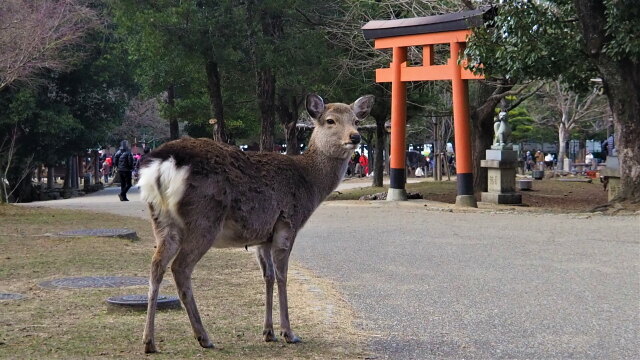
[101,158,111,184]
[113,140,134,201]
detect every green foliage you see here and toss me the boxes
[111,0,260,140]
[508,106,534,142]
[0,23,136,165]
[466,1,596,90]
[603,0,640,62]
[467,0,640,90]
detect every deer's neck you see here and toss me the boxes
[297,143,350,203]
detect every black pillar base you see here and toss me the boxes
[390,168,406,190]
[456,172,473,196]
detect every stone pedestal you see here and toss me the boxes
[386,188,408,201]
[600,156,620,201]
[481,149,522,204]
[563,158,573,172]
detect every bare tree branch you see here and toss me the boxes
[504,82,545,110]
[0,0,99,91]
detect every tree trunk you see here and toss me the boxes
[603,60,640,202]
[574,0,640,203]
[167,85,179,140]
[277,94,300,155]
[373,119,386,187]
[557,123,569,171]
[47,163,54,189]
[258,68,276,152]
[469,82,510,194]
[246,2,282,152]
[205,60,227,143]
[285,121,298,155]
[370,100,390,187]
[63,156,72,190]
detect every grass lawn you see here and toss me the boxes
[0,205,368,359]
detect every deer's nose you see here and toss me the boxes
[350,133,361,144]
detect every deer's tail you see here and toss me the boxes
[138,157,190,227]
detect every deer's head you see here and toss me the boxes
[306,94,375,159]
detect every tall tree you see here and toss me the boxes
[466,0,640,203]
[112,0,252,142]
[530,81,607,169]
[572,0,640,203]
[246,0,282,152]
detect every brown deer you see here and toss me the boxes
[138,94,374,353]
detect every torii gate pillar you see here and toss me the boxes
[388,47,408,200]
[449,41,476,207]
[363,7,491,207]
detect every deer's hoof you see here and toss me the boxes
[281,331,301,344]
[197,337,215,349]
[144,341,157,354]
[263,329,278,342]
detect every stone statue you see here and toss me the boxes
[492,111,512,150]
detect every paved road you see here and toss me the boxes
[22,186,640,359]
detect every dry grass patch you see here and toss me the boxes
[0,205,369,359]
[327,181,456,202]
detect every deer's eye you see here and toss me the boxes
[326,119,335,125]
[355,120,361,126]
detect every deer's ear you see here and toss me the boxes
[306,94,325,120]
[352,95,375,120]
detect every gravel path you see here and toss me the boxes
[21,185,640,359]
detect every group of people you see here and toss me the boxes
[100,140,150,201]
[347,151,369,177]
[523,150,555,172]
[414,152,455,178]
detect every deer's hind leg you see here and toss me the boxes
[170,214,223,349]
[256,245,277,342]
[143,207,181,353]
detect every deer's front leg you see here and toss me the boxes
[256,245,277,342]
[271,222,301,344]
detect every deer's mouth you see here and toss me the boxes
[343,143,357,149]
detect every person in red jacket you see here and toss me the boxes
[359,153,369,177]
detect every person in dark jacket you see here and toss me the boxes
[114,140,134,201]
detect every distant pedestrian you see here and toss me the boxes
[101,159,111,184]
[522,151,532,172]
[133,147,150,184]
[545,153,555,170]
[359,153,369,177]
[585,151,594,165]
[114,140,134,201]
[353,151,362,176]
[606,135,615,156]
[535,150,545,170]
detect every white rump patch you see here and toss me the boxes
[139,157,190,226]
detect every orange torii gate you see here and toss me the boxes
[362,7,492,207]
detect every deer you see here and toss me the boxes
[137,94,374,353]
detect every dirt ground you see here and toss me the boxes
[428,178,610,212]
[335,176,615,212]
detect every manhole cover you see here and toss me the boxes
[56,228,137,239]
[106,294,181,310]
[39,276,148,289]
[0,293,25,300]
